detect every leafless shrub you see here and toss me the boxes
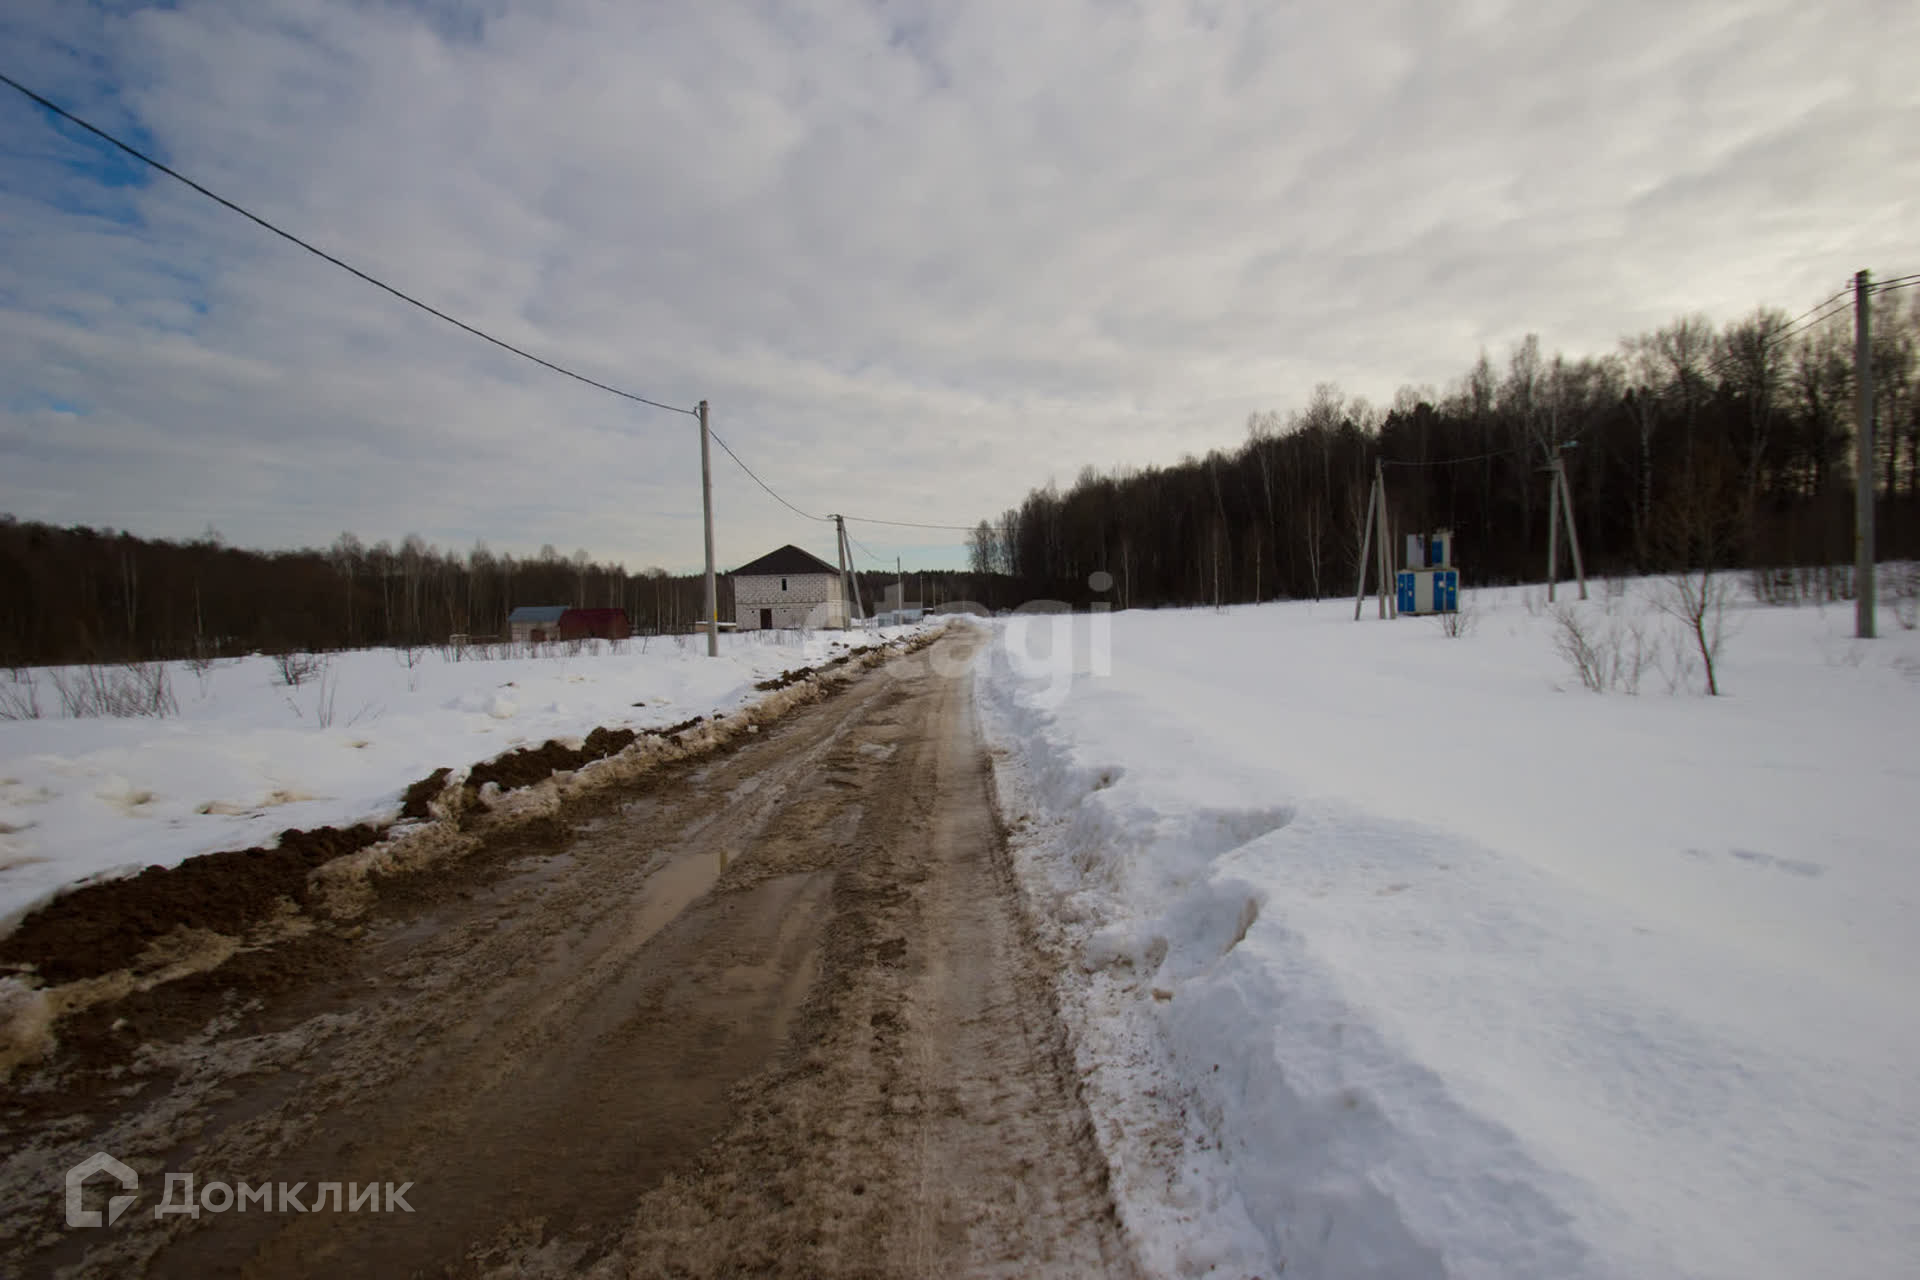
[1435,598,1477,638]
[1654,570,1736,696]
[1551,606,1609,692]
[1550,605,1650,694]
[1655,630,1697,694]
[1748,567,1798,607]
[276,651,324,687]
[315,663,338,729]
[1892,564,1920,631]
[0,671,42,720]
[49,662,178,718]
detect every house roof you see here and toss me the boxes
[730,544,840,577]
[507,605,568,623]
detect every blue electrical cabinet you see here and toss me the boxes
[1394,531,1460,616]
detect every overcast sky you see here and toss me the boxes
[2,0,1914,573]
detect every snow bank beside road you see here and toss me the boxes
[0,628,918,931]
[977,587,1920,1279]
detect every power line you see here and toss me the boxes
[703,428,829,523]
[1771,295,1854,349]
[1869,271,1920,290]
[1870,277,1920,296]
[1381,446,1517,468]
[0,70,696,418]
[839,514,978,532]
[845,532,888,566]
[1775,284,1854,338]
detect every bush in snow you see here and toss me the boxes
[0,670,42,720]
[1550,604,1651,694]
[49,662,178,718]
[275,650,325,687]
[1435,596,1477,638]
[1654,570,1736,696]
[1892,563,1920,631]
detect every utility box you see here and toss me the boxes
[1397,528,1459,614]
[1404,528,1454,570]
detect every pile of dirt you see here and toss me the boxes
[1,645,916,998]
[462,725,640,794]
[399,767,452,820]
[755,665,819,691]
[0,824,383,983]
[755,648,866,693]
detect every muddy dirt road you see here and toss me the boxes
[1,629,1137,1278]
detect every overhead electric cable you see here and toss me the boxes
[703,428,829,522]
[1775,285,1855,339]
[839,514,978,532]
[0,71,695,417]
[846,532,888,565]
[1380,446,1518,468]
[1772,297,1855,348]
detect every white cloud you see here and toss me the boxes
[1,0,1915,571]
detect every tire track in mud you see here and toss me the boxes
[1,628,1136,1278]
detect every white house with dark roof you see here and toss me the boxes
[730,544,849,630]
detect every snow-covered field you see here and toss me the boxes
[0,628,909,932]
[976,581,1920,1280]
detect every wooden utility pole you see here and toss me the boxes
[698,399,718,656]
[1354,460,1394,619]
[1354,464,1380,620]
[1559,451,1588,601]
[1544,445,1588,603]
[1375,459,1392,618]
[1547,453,1561,602]
[1855,269,1876,639]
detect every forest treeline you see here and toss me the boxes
[970,283,1920,607]
[0,519,1024,666]
[10,281,1918,664]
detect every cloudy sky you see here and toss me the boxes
[2,1,1914,573]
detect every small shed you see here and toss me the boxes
[731,544,849,630]
[508,605,568,644]
[558,607,631,641]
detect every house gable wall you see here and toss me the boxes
[732,571,847,628]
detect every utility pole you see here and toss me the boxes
[1855,269,1876,639]
[1354,462,1379,620]
[1375,459,1392,619]
[1354,459,1394,620]
[1543,444,1588,603]
[832,514,852,629]
[698,400,719,656]
[1559,448,1587,601]
[1547,452,1561,602]
[896,556,904,624]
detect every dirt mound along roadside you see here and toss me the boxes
[399,767,452,820]
[0,824,381,984]
[462,726,640,793]
[1,633,939,1032]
